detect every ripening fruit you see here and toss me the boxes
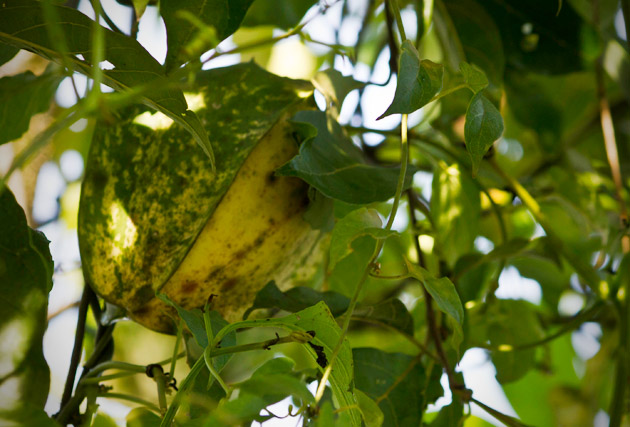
[78,63,321,333]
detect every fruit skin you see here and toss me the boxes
[79,63,319,333]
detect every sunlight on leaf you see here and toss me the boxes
[378,40,443,119]
[464,92,504,176]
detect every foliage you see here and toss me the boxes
[0,0,629,426]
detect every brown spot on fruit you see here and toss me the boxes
[181,280,198,293]
[221,277,239,291]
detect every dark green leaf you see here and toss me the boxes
[504,70,563,153]
[353,348,426,426]
[460,61,489,94]
[353,298,414,336]
[467,300,544,383]
[0,0,214,165]
[0,188,53,414]
[328,235,376,297]
[378,41,443,119]
[0,44,18,66]
[201,392,268,426]
[482,0,587,74]
[0,404,60,426]
[238,358,314,405]
[161,0,255,71]
[430,398,464,426]
[126,407,161,427]
[304,188,335,231]
[329,208,398,271]
[243,281,350,319]
[157,294,206,347]
[443,0,505,87]
[464,92,504,176]
[277,110,416,204]
[405,261,464,352]
[242,0,317,29]
[0,66,62,145]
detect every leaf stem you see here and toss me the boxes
[426,83,469,105]
[469,397,531,427]
[160,354,206,427]
[97,392,162,414]
[407,189,459,390]
[315,114,410,403]
[160,332,312,423]
[169,321,183,381]
[387,0,407,41]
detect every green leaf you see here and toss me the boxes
[429,398,464,426]
[129,0,150,19]
[443,0,505,87]
[329,208,398,271]
[157,294,206,346]
[460,61,489,94]
[161,0,255,71]
[313,401,337,426]
[0,404,60,427]
[467,300,544,383]
[200,392,269,426]
[431,162,480,266]
[355,389,384,427]
[277,110,416,204]
[353,348,427,426]
[92,412,118,427]
[482,0,586,74]
[405,261,464,353]
[0,188,53,415]
[313,68,365,118]
[352,298,414,336]
[0,66,62,145]
[243,281,350,319]
[464,92,504,176]
[242,0,317,29]
[328,235,376,297]
[126,408,161,427]
[378,41,443,119]
[237,357,314,405]
[218,302,361,426]
[0,0,214,166]
[0,44,18,66]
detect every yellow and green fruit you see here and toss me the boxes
[78,63,321,333]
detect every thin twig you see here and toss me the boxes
[58,286,90,414]
[47,300,81,321]
[595,52,629,253]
